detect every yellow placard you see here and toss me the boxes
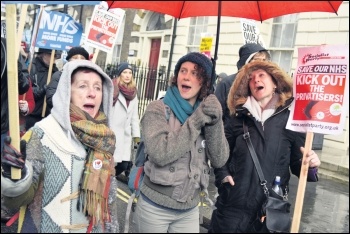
[200,37,213,52]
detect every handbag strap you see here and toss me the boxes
[243,120,269,196]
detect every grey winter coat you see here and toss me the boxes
[140,100,229,210]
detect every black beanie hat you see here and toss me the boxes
[117,62,133,76]
[37,48,52,54]
[66,47,89,61]
[236,43,269,70]
[174,52,213,79]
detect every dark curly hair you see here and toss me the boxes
[169,63,211,100]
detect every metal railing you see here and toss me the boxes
[97,62,171,118]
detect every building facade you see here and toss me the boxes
[120,1,349,151]
[2,2,348,151]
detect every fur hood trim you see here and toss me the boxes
[228,61,293,115]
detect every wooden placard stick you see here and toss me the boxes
[16,4,28,58]
[91,48,99,63]
[290,131,314,233]
[41,49,56,117]
[17,4,29,101]
[6,4,21,180]
[28,5,44,74]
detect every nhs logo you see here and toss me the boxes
[35,10,83,51]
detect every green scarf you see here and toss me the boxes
[163,86,200,124]
[70,104,116,226]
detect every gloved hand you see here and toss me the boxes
[33,84,47,100]
[189,95,221,129]
[307,167,319,182]
[190,103,212,130]
[19,100,29,114]
[201,94,223,125]
[1,136,27,180]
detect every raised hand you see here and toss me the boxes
[202,94,223,125]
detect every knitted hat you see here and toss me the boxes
[37,48,52,54]
[236,43,269,70]
[174,52,213,79]
[66,46,89,61]
[117,62,133,76]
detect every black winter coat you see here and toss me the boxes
[212,98,305,231]
[46,70,62,111]
[214,73,236,124]
[28,56,58,117]
[1,38,30,134]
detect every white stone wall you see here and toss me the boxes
[291,1,349,150]
[127,2,349,151]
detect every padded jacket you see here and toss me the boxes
[1,38,30,134]
[28,56,58,117]
[214,98,305,212]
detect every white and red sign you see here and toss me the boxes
[85,5,125,53]
[286,44,349,135]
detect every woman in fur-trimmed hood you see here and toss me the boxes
[228,60,293,115]
[209,61,321,233]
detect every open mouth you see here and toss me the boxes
[181,85,191,91]
[83,104,95,111]
[255,86,264,91]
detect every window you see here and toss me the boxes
[112,44,121,63]
[162,50,168,58]
[147,12,166,31]
[269,14,298,74]
[187,17,208,53]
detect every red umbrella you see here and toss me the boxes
[107,1,342,20]
[107,1,343,90]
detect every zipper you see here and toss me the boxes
[261,102,292,131]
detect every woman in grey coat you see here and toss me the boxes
[135,52,229,233]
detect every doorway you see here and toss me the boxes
[145,38,161,99]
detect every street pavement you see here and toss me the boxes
[1,173,348,233]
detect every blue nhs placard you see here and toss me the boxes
[35,10,83,51]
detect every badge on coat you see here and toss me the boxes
[201,140,206,148]
[93,159,103,170]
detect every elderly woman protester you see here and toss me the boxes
[209,60,321,233]
[1,60,119,233]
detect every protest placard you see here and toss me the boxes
[240,18,266,47]
[286,44,349,135]
[200,35,213,58]
[85,5,125,53]
[35,10,83,51]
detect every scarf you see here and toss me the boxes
[243,95,279,124]
[112,78,137,107]
[70,104,116,226]
[163,86,200,124]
